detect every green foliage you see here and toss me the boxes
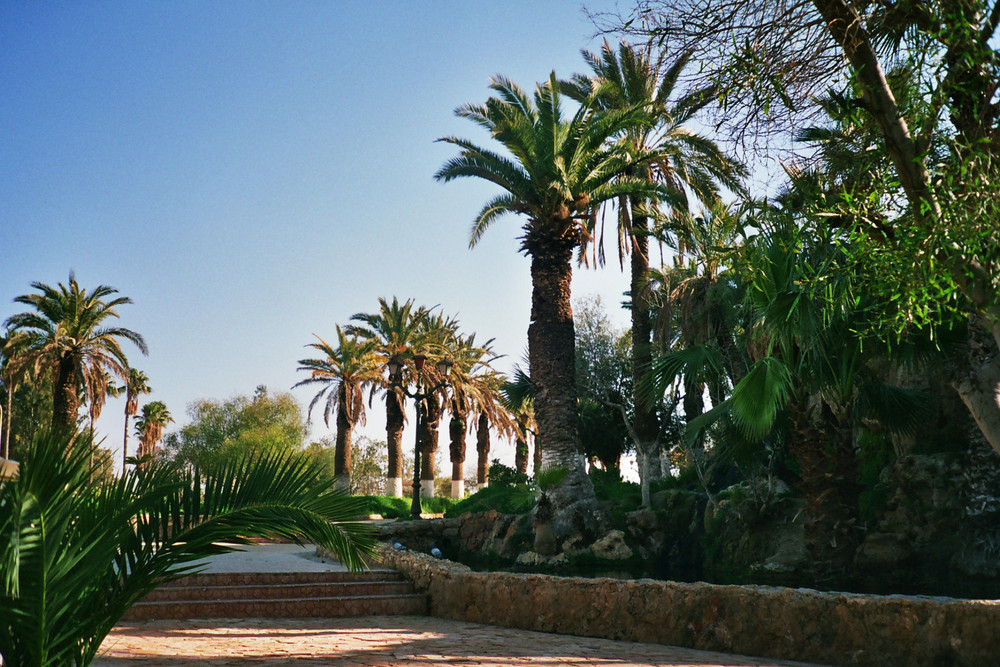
[0,427,374,667]
[651,464,702,491]
[350,436,387,496]
[577,398,630,471]
[536,466,569,492]
[575,296,632,469]
[163,386,307,469]
[486,460,532,489]
[360,494,456,519]
[589,467,641,511]
[445,485,537,517]
[361,495,411,518]
[858,430,895,524]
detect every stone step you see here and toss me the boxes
[122,593,427,620]
[122,569,426,620]
[142,580,416,602]
[158,570,406,588]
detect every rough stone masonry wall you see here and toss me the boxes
[374,546,1000,667]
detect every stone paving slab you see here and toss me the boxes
[95,616,829,666]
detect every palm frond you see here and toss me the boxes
[728,357,794,441]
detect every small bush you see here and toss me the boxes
[590,467,641,514]
[445,485,537,517]
[488,460,533,489]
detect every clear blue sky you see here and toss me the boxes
[1,1,637,472]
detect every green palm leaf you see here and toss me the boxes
[1,428,374,667]
[728,357,794,441]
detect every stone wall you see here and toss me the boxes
[374,546,1000,667]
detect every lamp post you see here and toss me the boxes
[387,353,453,518]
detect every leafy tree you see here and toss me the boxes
[0,427,373,667]
[610,0,1000,455]
[574,295,632,472]
[347,297,432,497]
[350,435,389,496]
[295,328,382,491]
[437,73,679,538]
[162,387,306,469]
[3,273,147,432]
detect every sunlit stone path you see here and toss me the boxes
[95,615,828,667]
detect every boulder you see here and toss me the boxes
[591,530,634,560]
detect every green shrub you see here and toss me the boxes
[589,467,641,516]
[445,485,537,517]
[651,464,700,492]
[360,494,456,518]
[487,460,533,489]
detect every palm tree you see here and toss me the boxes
[413,311,460,498]
[121,368,151,470]
[444,334,512,497]
[3,273,148,432]
[563,41,746,493]
[347,297,431,497]
[436,73,676,536]
[134,401,172,462]
[500,362,537,478]
[295,327,382,491]
[0,426,373,667]
[0,329,26,460]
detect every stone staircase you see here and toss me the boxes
[123,570,427,620]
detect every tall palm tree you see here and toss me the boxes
[85,369,121,442]
[414,311,460,498]
[1,426,373,667]
[0,330,25,460]
[121,368,151,470]
[347,297,431,497]
[444,334,512,498]
[563,41,746,492]
[295,328,382,491]
[3,273,148,432]
[134,401,172,462]
[437,73,676,535]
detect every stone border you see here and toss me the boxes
[374,546,999,667]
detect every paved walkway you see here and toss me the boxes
[95,544,828,666]
[190,543,355,573]
[95,616,826,666]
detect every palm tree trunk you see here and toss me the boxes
[476,411,490,486]
[788,395,862,583]
[122,412,130,471]
[385,391,405,497]
[515,429,529,475]
[335,401,353,492]
[448,411,466,498]
[527,244,602,540]
[4,384,12,460]
[52,355,79,432]
[533,433,542,477]
[631,216,661,483]
[420,394,442,497]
